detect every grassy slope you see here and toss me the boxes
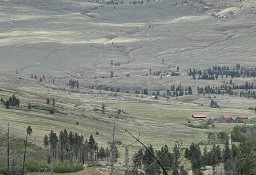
[28,168,109,175]
[0,81,255,151]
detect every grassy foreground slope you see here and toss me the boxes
[0,79,255,152]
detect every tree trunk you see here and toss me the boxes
[7,122,10,175]
[22,136,28,175]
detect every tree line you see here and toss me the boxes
[185,138,256,175]
[188,63,256,80]
[89,84,193,98]
[68,79,79,89]
[43,129,110,165]
[31,74,55,84]
[0,95,20,109]
[127,144,188,175]
[197,82,256,99]
[0,124,33,175]
[125,126,256,175]
[3,123,256,175]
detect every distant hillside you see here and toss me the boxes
[1,0,256,18]
[2,0,100,13]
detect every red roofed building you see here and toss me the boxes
[224,114,233,119]
[192,113,208,119]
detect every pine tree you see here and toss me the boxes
[188,143,202,172]
[231,144,237,158]
[98,147,105,161]
[236,141,256,175]
[47,98,50,105]
[44,135,49,148]
[123,146,129,168]
[49,130,58,158]
[22,126,32,175]
[180,166,188,175]
[173,144,180,175]
[224,159,236,175]
[102,103,106,114]
[5,101,10,109]
[88,134,97,161]
[27,103,32,110]
[188,86,193,95]
[105,147,110,161]
[184,148,189,159]
[215,145,222,164]
[143,145,160,175]
[59,130,65,162]
[202,146,208,167]
[52,98,55,106]
[133,148,143,168]
[156,145,173,172]
[223,140,231,163]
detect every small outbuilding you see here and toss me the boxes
[237,116,248,120]
[192,113,208,119]
[224,114,233,119]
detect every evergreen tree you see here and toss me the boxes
[44,135,49,148]
[98,147,105,160]
[180,166,188,175]
[88,134,97,161]
[173,144,180,175]
[27,103,32,110]
[188,86,193,95]
[211,144,222,173]
[5,101,9,109]
[156,145,173,172]
[102,103,106,114]
[187,143,202,173]
[59,130,65,162]
[236,141,256,175]
[105,147,110,161]
[49,130,58,158]
[231,144,237,159]
[47,98,50,105]
[22,126,32,175]
[143,145,160,175]
[52,98,55,106]
[133,148,143,168]
[202,146,208,167]
[184,148,189,159]
[43,134,50,164]
[224,159,236,175]
[223,140,231,163]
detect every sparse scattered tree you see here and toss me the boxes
[47,98,50,105]
[52,98,55,106]
[22,126,33,175]
[102,103,106,114]
[27,103,32,110]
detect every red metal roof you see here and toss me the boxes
[192,113,208,118]
[224,114,233,119]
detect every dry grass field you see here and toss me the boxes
[28,168,110,175]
